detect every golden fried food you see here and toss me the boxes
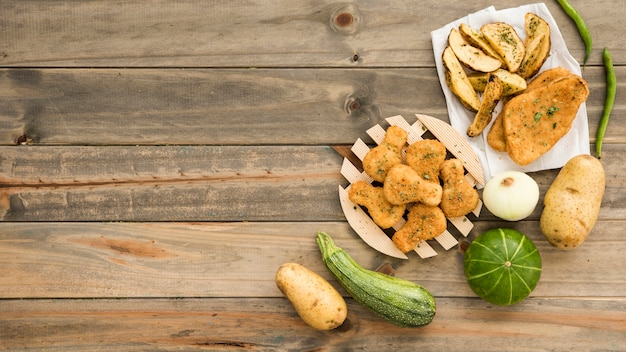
[518,12,551,79]
[348,181,406,229]
[443,46,481,112]
[467,73,503,137]
[383,164,443,206]
[405,139,447,183]
[362,125,408,183]
[392,204,447,253]
[439,159,479,218]
[504,74,589,166]
[487,67,578,153]
[486,110,507,152]
[481,22,525,73]
[525,66,573,91]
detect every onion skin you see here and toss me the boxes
[482,171,539,221]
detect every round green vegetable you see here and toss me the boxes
[463,228,542,306]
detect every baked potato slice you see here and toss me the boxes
[518,13,551,79]
[458,23,504,65]
[467,74,503,137]
[442,46,481,112]
[467,68,527,96]
[448,28,502,73]
[481,22,526,73]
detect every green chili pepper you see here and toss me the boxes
[596,48,616,158]
[556,0,592,67]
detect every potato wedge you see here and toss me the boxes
[518,13,551,78]
[442,46,481,112]
[448,28,502,73]
[467,68,527,96]
[481,22,526,73]
[458,23,504,65]
[467,74,503,137]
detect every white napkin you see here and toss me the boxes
[431,3,590,182]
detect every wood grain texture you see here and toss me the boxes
[1,145,625,221]
[0,221,624,299]
[0,0,622,68]
[0,68,448,145]
[0,0,624,350]
[1,297,624,351]
[0,66,621,146]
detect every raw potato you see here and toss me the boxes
[540,155,605,250]
[276,262,347,330]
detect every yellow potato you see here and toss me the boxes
[540,155,605,250]
[275,262,347,330]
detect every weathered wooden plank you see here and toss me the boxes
[0,221,624,299]
[1,144,625,222]
[0,0,621,68]
[0,145,345,221]
[0,66,621,146]
[0,68,447,145]
[1,297,624,351]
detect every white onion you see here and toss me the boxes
[482,171,539,221]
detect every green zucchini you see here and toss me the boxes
[316,231,436,328]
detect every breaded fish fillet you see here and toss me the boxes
[487,67,574,152]
[503,74,589,166]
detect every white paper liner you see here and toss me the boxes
[431,3,590,182]
[339,115,483,259]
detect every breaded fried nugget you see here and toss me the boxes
[392,204,447,253]
[383,164,443,206]
[439,159,479,218]
[405,140,447,182]
[362,126,408,182]
[348,181,406,229]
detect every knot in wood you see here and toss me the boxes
[329,4,360,35]
[335,12,353,27]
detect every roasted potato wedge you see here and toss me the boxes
[518,13,551,79]
[481,22,526,73]
[458,23,504,65]
[448,28,502,73]
[443,46,481,112]
[467,68,527,96]
[467,74,503,137]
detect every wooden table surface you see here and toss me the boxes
[1,1,624,350]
